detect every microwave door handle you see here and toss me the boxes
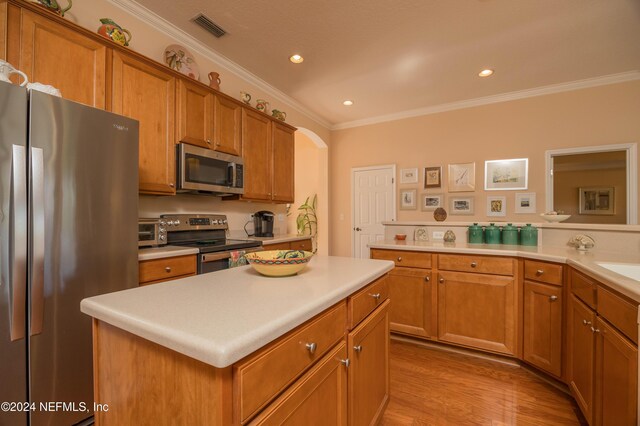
[228,163,235,187]
[10,145,27,341]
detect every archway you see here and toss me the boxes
[289,128,329,256]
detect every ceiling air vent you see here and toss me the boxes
[192,13,226,38]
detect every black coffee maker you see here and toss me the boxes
[253,211,275,237]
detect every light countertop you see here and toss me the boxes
[370,240,640,303]
[138,245,199,261]
[81,256,394,368]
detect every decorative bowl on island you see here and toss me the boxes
[245,250,313,277]
[540,213,571,223]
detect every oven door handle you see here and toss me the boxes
[201,246,264,263]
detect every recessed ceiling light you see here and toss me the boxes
[289,54,304,64]
[478,69,494,77]
[343,100,354,106]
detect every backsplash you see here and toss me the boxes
[139,194,288,236]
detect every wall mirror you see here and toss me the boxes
[545,143,637,225]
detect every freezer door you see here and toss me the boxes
[0,83,28,425]
[28,91,139,425]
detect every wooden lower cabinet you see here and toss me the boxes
[348,301,390,426]
[568,294,597,424]
[262,238,313,252]
[387,267,434,338]
[437,270,517,355]
[249,342,348,426]
[595,317,638,426]
[523,280,562,377]
[138,255,197,285]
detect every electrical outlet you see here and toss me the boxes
[433,231,445,240]
[277,213,285,222]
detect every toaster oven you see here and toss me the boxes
[138,218,167,248]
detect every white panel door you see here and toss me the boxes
[352,166,395,258]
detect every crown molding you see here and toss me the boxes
[333,71,640,131]
[106,0,333,130]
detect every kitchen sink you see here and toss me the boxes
[596,262,640,282]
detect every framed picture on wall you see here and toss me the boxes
[400,189,417,210]
[448,162,475,192]
[400,168,419,184]
[424,166,442,189]
[515,192,537,214]
[487,196,507,216]
[421,193,443,211]
[579,187,615,215]
[449,196,474,215]
[484,158,528,190]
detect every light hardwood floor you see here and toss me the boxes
[381,339,587,425]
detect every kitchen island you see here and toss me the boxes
[81,256,394,425]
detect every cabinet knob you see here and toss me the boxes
[165,266,172,272]
[424,276,430,282]
[305,342,317,354]
[591,327,600,334]
[353,345,363,353]
[340,358,350,368]
[549,295,558,302]
[169,183,175,188]
[215,142,220,146]
[439,277,445,284]
[536,269,544,276]
[470,262,477,268]
[206,139,212,145]
[369,293,381,301]
[397,257,402,262]
[582,319,592,326]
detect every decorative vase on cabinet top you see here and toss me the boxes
[97,18,132,47]
[208,72,221,90]
[520,224,538,246]
[484,223,501,244]
[468,223,484,244]
[30,0,72,17]
[501,223,519,245]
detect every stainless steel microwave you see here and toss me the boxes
[177,143,244,195]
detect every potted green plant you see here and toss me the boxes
[296,194,317,253]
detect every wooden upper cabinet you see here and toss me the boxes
[111,52,176,194]
[214,95,242,156]
[242,108,272,201]
[176,79,213,149]
[9,8,106,108]
[271,122,295,203]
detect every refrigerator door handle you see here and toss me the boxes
[10,145,27,341]
[30,147,45,336]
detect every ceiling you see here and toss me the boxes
[136,0,640,127]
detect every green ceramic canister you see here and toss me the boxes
[501,223,519,245]
[484,223,501,244]
[468,223,484,244]
[520,224,538,246]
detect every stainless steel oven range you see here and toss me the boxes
[161,214,262,274]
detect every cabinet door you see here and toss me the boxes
[348,301,390,426]
[567,294,597,424]
[176,79,213,149]
[242,108,272,201]
[595,317,638,426]
[523,281,562,377]
[111,52,176,194]
[13,9,106,108]
[437,271,517,355]
[271,122,295,203]
[214,95,242,156]
[388,267,434,338]
[249,342,347,426]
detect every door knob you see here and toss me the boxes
[354,227,362,231]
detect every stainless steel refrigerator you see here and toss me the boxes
[0,81,139,425]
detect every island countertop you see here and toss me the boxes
[81,255,394,368]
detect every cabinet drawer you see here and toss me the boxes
[570,269,597,309]
[524,260,563,286]
[235,302,347,423]
[138,255,197,284]
[438,254,514,276]
[370,249,432,269]
[290,239,312,252]
[262,242,291,251]
[597,286,638,344]
[348,275,389,329]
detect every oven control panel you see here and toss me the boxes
[160,214,228,232]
